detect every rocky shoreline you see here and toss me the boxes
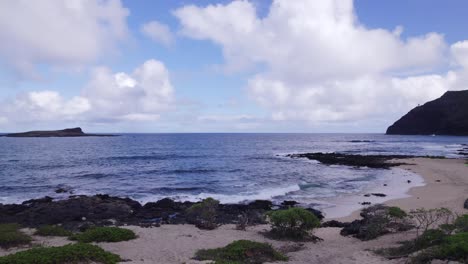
[0,195,324,231]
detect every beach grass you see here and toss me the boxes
[70,226,136,243]
[0,243,121,264]
[0,223,32,249]
[34,225,73,237]
[195,240,288,264]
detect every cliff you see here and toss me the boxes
[4,127,115,137]
[386,90,468,136]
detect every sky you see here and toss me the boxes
[1,0,468,133]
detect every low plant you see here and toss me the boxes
[410,232,468,263]
[35,225,73,237]
[267,207,320,239]
[70,226,136,243]
[194,240,288,264]
[0,243,121,264]
[0,223,32,249]
[342,205,412,241]
[186,197,219,230]
[377,229,447,257]
[454,214,468,233]
[388,206,407,219]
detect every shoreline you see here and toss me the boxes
[1,158,466,224]
[320,166,425,219]
[335,157,468,222]
[2,157,467,263]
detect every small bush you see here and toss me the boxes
[377,229,447,258]
[70,227,136,243]
[0,243,121,264]
[0,223,32,249]
[194,240,287,264]
[410,232,468,263]
[186,197,219,230]
[454,214,468,233]
[267,207,320,239]
[35,225,73,237]
[437,232,468,261]
[342,205,413,241]
[388,207,407,219]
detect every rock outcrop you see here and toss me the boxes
[4,127,115,137]
[0,195,323,231]
[386,90,468,136]
[287,152,412,169]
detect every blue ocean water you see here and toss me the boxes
[0,134,466,206]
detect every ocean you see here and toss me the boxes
[0,133,466,217]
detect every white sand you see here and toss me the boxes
[1,158,467,263]
[322,167,425,219]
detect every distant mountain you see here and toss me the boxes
[386,90,468,136]
[4,127,116,137]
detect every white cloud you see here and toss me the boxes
[452,41,468,68]
[0,60,174,124]
[198,114,256,122]
[1,91,90,122]
[141,21,174,46]
[174,0,463,124]
[82,59,174,121]
[0,0,129,78]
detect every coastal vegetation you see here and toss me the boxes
[186,197,220,230]
[0,223,31,249]
[194,240,288,264]
[34,225,72,237]
[267,207,321,239]
[0,243,121,264]
[70,227,136,243]
[340,205,412,240]
[378,213,468,263]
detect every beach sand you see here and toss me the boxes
[1,158,467,263]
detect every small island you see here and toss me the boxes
[3,127,116,138]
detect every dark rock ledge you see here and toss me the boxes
[287,152,447,169]
[287,153,413,169]
[0,195,323,231]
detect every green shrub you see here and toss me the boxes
[194,240,287,264]
[0,243,121,264]
[388,207,407,219]
[70,227,136,243]
[267,207,320,239]
[35,225,73,237]
[0,223,32,249]
[410,232,468,263]
[415,229,447,248]
[454,214,468,233]
[381,229,447,258]
[437,232,468,261]
[186,197,219,230]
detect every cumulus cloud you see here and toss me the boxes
[0,60,174,124]
[174,0,466,124]
[141,21,174,46]
[0,0,129,78]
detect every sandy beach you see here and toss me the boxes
[1,157,467,263]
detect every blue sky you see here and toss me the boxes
[0,0,467,132]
